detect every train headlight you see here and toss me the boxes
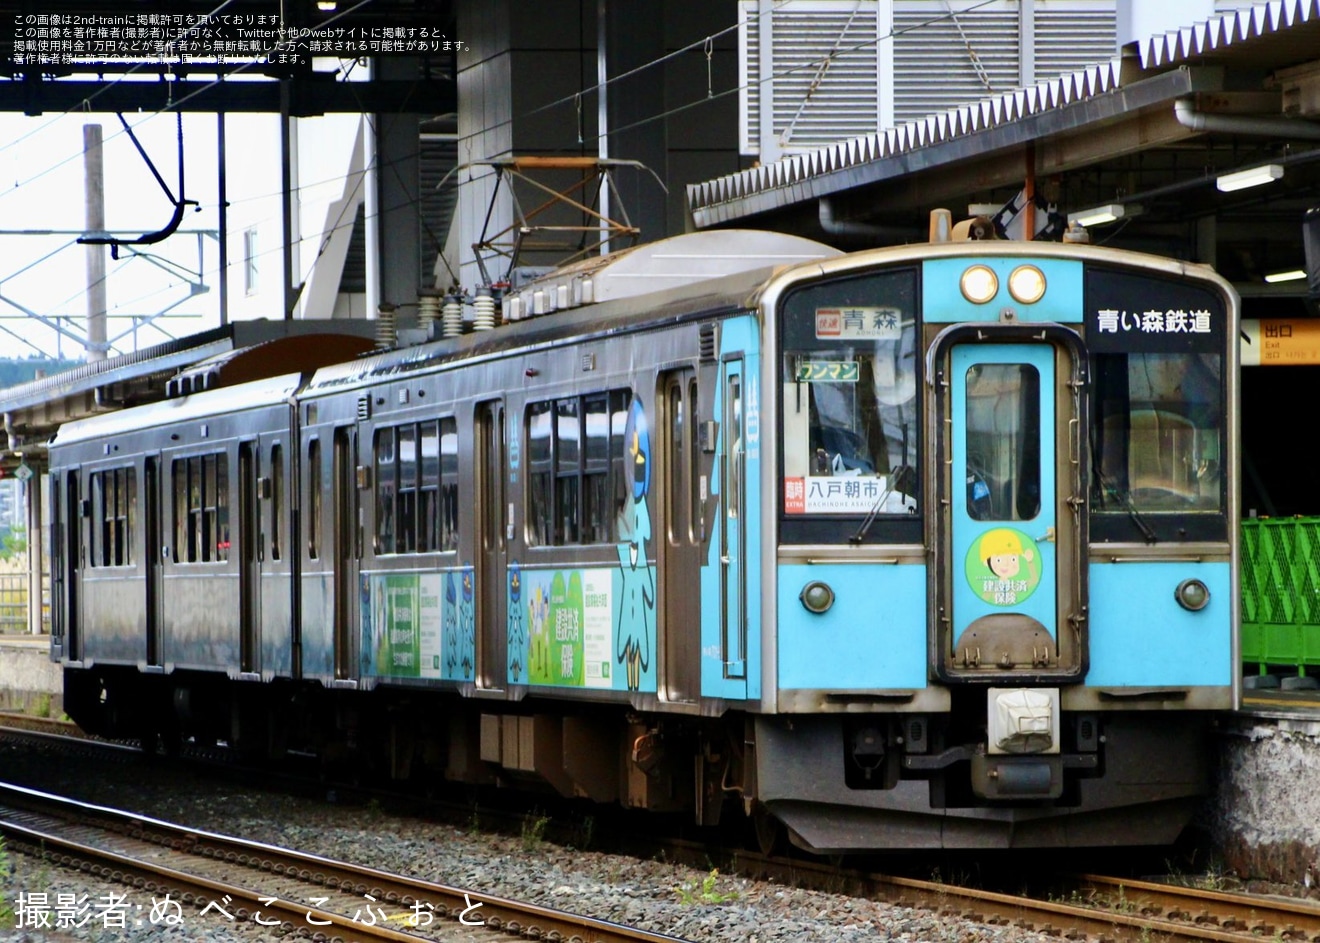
[1007,265,1046,304]
[799,580,835,614]
[1175,578,1211,612]
[959,265,999,304]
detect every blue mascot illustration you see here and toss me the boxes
[444,571,459,678]
[507,562,525,683]
[615,397,655,691]
[460,565,476,680]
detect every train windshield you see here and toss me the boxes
[1091,352,1223,512]
[778,270,919,519]
[1085,267,1228,540]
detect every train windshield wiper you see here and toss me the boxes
[850,464,917,545]
[1094,466,1157,545]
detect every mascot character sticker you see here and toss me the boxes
[965,527,1042,606]
[507,563,526,683]
[615,397,656,691]
[443,571,459,677]
[460,565,475,680]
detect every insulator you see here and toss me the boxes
[473,289,496,331]
[417,292,440,336]
[375,303,397,349]
[442,295,463,338]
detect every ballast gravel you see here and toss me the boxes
[0,745,1067,943]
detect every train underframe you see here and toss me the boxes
[63,664,1212,852]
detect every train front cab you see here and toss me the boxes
[755,245,1237,851]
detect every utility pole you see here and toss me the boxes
[83,124,107,361]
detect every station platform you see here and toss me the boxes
[0,634,62,716]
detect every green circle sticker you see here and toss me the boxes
[965,527,1042,606]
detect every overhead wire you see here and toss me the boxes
[5,0,1007,353]
[0,0,377,204]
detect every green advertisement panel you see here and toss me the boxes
[521,568,614,689]
[362,572,444,679]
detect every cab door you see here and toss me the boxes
[942,341,1081,677]
[721,360,747,686]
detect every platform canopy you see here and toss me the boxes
[687,1,1320,302]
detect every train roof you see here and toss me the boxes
[304,231,844,395]
[49,372,303,450]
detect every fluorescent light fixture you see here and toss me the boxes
[316,1,338,9]
[1264,269,1307,283]
[1216,163,1283,192]
[1066,203,1141,227]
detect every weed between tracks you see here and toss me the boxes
[0,834,12,925]
[675,868,739,906]
[521,812,550,852]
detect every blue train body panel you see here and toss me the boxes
[1086,561,1232,687]
[777,563,929,690]
[923,258,1084,323]
[701,314,762,702]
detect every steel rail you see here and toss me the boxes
[1074,873,1320,939]
[0,781,686,943]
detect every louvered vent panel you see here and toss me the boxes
[1034,10,1116,83]
[699,323,718,362]
[893,9,1020,124]
[740,1,880,156]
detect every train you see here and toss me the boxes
[46,221,1238,851]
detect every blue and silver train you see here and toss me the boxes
[47,222,1238,850]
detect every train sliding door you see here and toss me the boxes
[660,369,701,703]
[51,472,81,662]
[238,442,261,676]
[940,340,1083,678]
[144,456,164,670]
[476,400,506,689]
[332,427,359,682]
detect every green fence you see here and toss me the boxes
[1240,517,1320,678]
[0,572,47,635]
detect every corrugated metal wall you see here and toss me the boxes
[741,0,1118,156]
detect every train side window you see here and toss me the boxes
[527,391,631,547]
[611,391,630,535]
[308,438,322,560]
[89,471,101,567]
[727,375,742,520]
[374,427,396,554]
[91,467,134,567]
[667,382,686,545]
[556,398,581,544]
[688,379,700,543]
[270,443,283,561]
[440,418,459,551]
[173,462,187,562]
[172,453,228,563]
[211,454,229,562]
[528,401,554,545]
[584,394,610,543]
[397,424,418,553]
[419,421,439,552]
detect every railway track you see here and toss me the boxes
[5,715,1320,943]
[0,781,687,943]
[717,856,1320,943]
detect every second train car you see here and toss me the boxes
[48,224,1238,851]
